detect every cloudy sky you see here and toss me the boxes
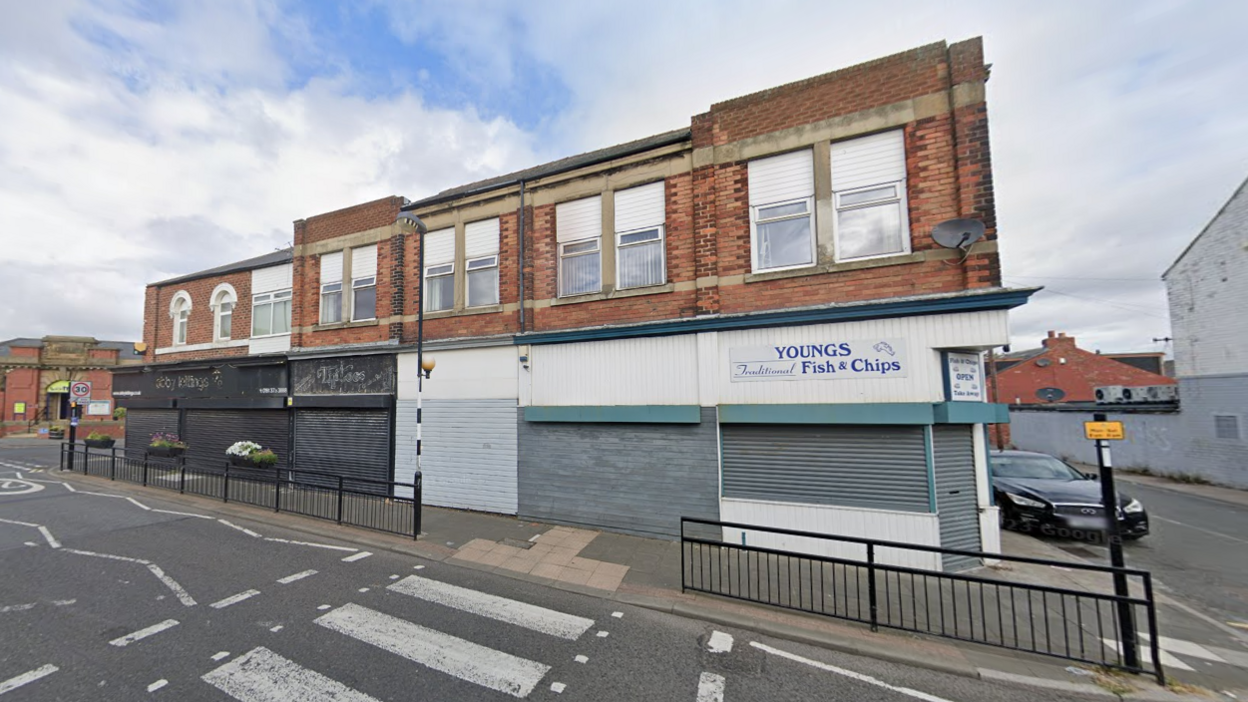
[2,0,1245,355]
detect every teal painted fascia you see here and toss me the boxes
[719,403,935,425]
[524,405,702,424]
[933,402,1009,424]
[923,425,937,513]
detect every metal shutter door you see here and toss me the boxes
[721,424,929,512]
[932,425,982,571]
[395,399,517,514]
[125,409,179,453]
[293,409,391,493]
[183,410,290,469]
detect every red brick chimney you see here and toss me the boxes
[1041,331,1076,349]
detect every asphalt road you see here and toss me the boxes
[0,442,1107,702]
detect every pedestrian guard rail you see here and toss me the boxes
[60,444,421,540]
[680,517,1164,684]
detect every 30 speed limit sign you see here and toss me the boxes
[70,381,92,402]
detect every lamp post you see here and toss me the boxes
[395,212,433,491]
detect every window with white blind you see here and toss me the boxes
[320,251,343,324]
[831,130,909,261]
[424,228,455,312]
[557,196,602,296]
[748,149,815,272]
[614,181,666,289]
[252,290,292,337]
[465,218,500,307]
[350,244,377,321]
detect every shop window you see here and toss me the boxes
[748,149,815,271]
[831,130,909,261]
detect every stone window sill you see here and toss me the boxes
[744,252,925,284]
[551,282,675,307]
[422,304,504,320]
[313,319,380,331]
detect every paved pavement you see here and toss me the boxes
[2,444,1111,701]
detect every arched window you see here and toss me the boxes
[169,291,192,346]
[211,284,238,342]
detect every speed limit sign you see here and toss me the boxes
[70,381,92,402]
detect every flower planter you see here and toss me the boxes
[84,438,115,449]
[228,454,258,468]
[148,446,185,458]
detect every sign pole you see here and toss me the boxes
[1094,411,1139,669]
[67,402,79,471]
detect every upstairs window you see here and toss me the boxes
[170,293,191,346]
[350,244,377,321]
[831,130,909,261]
[557,195,602,297]
[614,181,666,289]
[252,290,291,337]
[320,251,343,324]
[211,285,236,341]
[424,228,455,312]
[748,149,815,271]
[465,218,500,307]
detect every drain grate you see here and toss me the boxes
[500,538,535,550]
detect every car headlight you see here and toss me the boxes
[1006,493,1047,510]
[1123,499,1144,514]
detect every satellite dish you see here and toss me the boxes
[1036,387,1066,403]
[1035,358,1051,367]
[931,218,986,250]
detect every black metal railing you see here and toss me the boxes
[61,443,422,540]
[681,517,1164,684]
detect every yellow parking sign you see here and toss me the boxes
[1084,421,1125,441]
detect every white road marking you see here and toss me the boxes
[63,482,76,492]
[126,498,151,511]
[13,472,20,479]
[596,631,609,638]
[388,575,595,640]
[707,631,734,653]
[218,520,262,538]
[574,655,588,664]
[203,646,382,702]
[550,682,566,693]
[1142,634,1228,663]
[612,612,623,618]
[316,603,551,698]
[152,509,212,519]
[696,672,725,702]
[529,534,541,542]
[51,599,76,606]
[62,548,143,563]
[0,603,36,613]
[110,619,180,647]
[1154,516,1248,546]
[146,565,196,606]
[80,491,126,499]
[358,588,370,593]
[413,565,425,570]
[1100,638,1194,671]
[23,542,36,547]
[751,641,958,702]
[317,605,331,611]
[212,652,231,661]
[389,574,399,580]
[0,664,59,695]
[269,625,283,632]
[277,570,318,585]
[263,538,356,552]
[0,479,44,496]
[147,679,168,692]
[341,551,372,562]
[0,518,60,548]
[211,590,261,609]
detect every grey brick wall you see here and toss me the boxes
[517,407,720,538]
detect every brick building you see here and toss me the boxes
[120,38,1030,565]
[1,336,143,437]
[989,331,1174,406]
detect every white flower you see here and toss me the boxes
[226,441,263,457]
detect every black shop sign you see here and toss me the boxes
[291,355,395,396]
[113,363,288,400]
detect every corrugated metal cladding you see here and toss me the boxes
[932,425,982,571]
[721,425,929,512]
[831,129,905,192]
[125,409,179,453]
[183,410,290,469]
[293,410,391,494]
[517,407,720,538]
[748,148,813,206]
[395,399,517,514]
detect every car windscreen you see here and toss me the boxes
[991,455,1085,481]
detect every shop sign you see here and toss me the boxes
[113,363,288,399]
[729,339,908,382]
[47,380,70,393]
[291,355,395,395]
[945,351,984,402]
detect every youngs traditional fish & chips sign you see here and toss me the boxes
[730,339,909,382]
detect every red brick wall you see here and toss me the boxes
[0,367,38,422]
[297,196,406,245]
[994,333,1175,405]
[144,270,253,362]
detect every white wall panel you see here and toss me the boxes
[397,346,518,400]
[556,195,602,243]
[531,335,699,406]
[251,264,292,293]
[465,218,500,257]
[614,181,665,232]
[248,334,290,355]
[720,498,941,570]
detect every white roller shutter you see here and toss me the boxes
[748,149,814,206]
[350,244,377,278]
[424,228,455,266]
[614,181,664,232]
[395,399,518,514]
[831,130,906,192]
[320,251,343,283]
[465,218,500,257]
[556,195,602,243]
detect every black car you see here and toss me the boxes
[989,450,1149,541]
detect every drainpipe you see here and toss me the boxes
[518,179,527,333]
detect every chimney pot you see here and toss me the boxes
[1047,331,1056,338]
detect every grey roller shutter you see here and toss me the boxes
[721,424,929,512]
[293,409,391,494]
[125,409,179,455]
[183,410,290,469]
[932,425,981,571]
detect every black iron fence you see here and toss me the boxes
[681,517,1164,684]
[60,444,422,540]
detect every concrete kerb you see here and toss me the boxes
[43,470,1198,700]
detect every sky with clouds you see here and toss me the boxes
[2,0,1245,356]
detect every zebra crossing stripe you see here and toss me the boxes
[202,647,381,702]
[315,603,550,698]
[387,576,595,640]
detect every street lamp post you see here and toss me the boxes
[395,212,433,500]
